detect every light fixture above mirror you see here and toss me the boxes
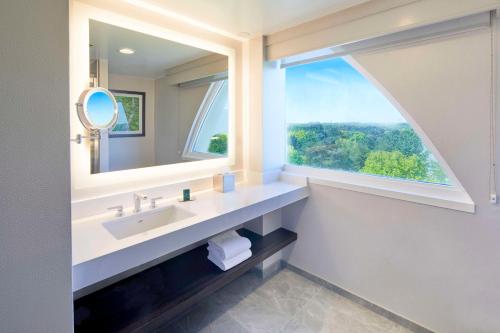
[119,48,135,55]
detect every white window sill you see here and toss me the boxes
[283,165,475,213]
[182,151,224,161]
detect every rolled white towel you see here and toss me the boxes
[208,249,252,271]
[207,231,251,260]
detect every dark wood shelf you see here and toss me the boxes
[74,228,297,333]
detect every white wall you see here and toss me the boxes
[179,84,211,154]
[245,36,287,184]
[0,1,73,332]
[108,74,156,171]
[283,28,500,333]
[154,77,179,164]
[155,79,210,164]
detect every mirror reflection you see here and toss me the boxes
[84,89,118,129]
[89,20,229,174]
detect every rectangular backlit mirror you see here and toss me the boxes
[89,20,229,174]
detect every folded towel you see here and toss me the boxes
[208,249,252,271]
[207,231,251,260]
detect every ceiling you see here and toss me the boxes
[139,0,370,37]
[90,20,214,78]
[89,0,370,77]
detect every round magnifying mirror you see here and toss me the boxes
[77,87,118,130]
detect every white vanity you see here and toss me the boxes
[72,180,308,292]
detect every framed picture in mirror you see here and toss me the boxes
[109,90,145,137]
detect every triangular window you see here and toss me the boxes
[286,57,451,185]
[183,80,228,160]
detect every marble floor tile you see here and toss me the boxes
[252,269,322,317]
[210,270,262,310]
[227,293,291,333]
[158,268,414,333]
[196,311,249,333]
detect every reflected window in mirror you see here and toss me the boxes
[183,80,228,160]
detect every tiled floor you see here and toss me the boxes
[157,268,413,333]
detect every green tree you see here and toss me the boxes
[424,158,449,184]
[288,128,320,150]
[361,150,427,180]
[332,134,369,171]
[288,146,305,165]
[208,133,227,155]
[303,144,338,169]
[115,96,140,131]
[375,126,424,157]
[286,122,451,185]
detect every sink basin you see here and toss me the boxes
[103,205,195,240]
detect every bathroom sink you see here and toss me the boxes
[103,205,195,240]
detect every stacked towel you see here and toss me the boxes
[207,230,252,271]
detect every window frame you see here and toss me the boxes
[282,56,475,213]
[182,79,227,161]
[283,164,474,213]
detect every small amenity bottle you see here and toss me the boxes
[183,189,191,201]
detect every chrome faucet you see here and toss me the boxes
[107,205,124,217]
[133,193,148,213]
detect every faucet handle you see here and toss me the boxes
[108,205,124,217]
[134,193,148,200]
[150,197,163,209]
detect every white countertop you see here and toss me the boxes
[72,181,308,267]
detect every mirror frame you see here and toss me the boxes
[70,1,237,199]
[76,87,118,130]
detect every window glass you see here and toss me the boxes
[189,80,228,156]
[286,57,450,185]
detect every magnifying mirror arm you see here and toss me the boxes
[70,131,101,144]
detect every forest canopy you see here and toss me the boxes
[208,133,228,155]
[288,123,450,185]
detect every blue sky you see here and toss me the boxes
[286,58,406,124]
